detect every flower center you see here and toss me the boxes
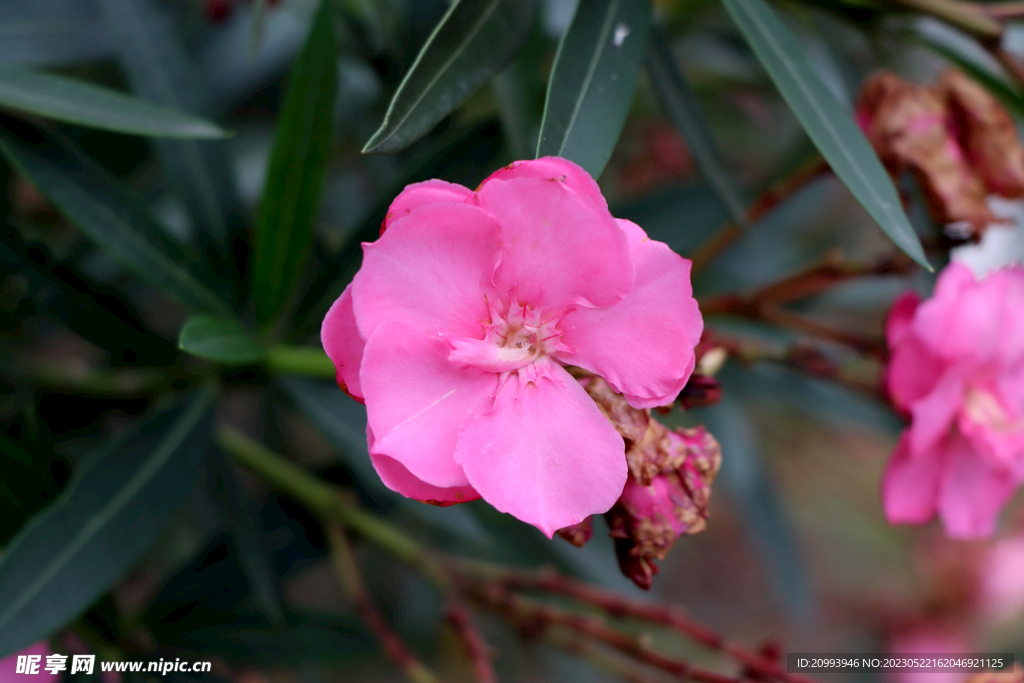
[963,386,1024,434]
[445,297,566,374]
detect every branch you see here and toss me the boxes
[689,158,829,274]
[458,565,822,683]
[464,578,757,683]
[327,522,439,683]
[446,604,498,683]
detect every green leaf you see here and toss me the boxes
[362,0,539,153]
[179,315,264,364]
[252,0,338,329]
[720,0,930,269]
[646,30,751,231]
[536,0,651,179]
[0,67,228,139]
[0,123,231,315]
[97,0,242,251]
[212,449,284,624]
[0,388,217,658]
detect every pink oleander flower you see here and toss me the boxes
[321,157,703,537]
[883,262,1024,538]
[0,642,59,683]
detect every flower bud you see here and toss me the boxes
[606,425,721,589]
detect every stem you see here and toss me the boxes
[327,522,439,683]
[689,159,829,274]
[457,564,823,683]
[446,604,498,683]
[541,629,665,683]
[265,345,336,378]
[988,44,1024,91]
[464,578,753,683]
[216,425,450,590]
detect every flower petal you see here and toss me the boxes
[882,432,940,525]
[907,370,965,458]
[352,202,502,340]
[476,175,633,312]
[370,451,481,506]
[938,435,1015,538]
[454,360,627,537]
[381,178,475,233]
[321,284,365,401]
[885,291,921,348]
[361,321,497,487]
[886,334,943,412]
[556,220,702,408]
[478,156,608,211]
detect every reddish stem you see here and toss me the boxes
[446,604,498,683]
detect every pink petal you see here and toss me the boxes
[360,321,497,487]
[476,175,633,312]
[885,335,943,412]
[381,178,475,233]
[0,643,59,683]
[453,359,627,537]
[477,157,608,211]
[907,370,964,458]
[882,432,940,525]
[938,435,1015,538]
[321,284,365,401]
[556,219,702,408]
[351,202,502,341]
[370,452,480,506]
[885,291,920,348]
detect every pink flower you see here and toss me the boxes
[883,262,1024,538]
[321,157,703,536]
[0,642,59,683]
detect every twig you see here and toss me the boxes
[987,44,1024,90]
[542,629,668,683]
[885,0,1003,39]
[446,604,498,683]
[689,158,829,274]
[715,332,885,397]
[981,2,1024,20]
[327,522,439,683]
[464,578,756,683]
[457,565,822,683]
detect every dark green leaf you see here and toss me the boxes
[646,30,750,231]
[212,449,284,624]
[156,609,374,665]
[720,0,930,269]
[97,0,242,250]
[0,123,231,315]
[1,223,176,365]
[0,67,227,139]
[252,0,338,329]
[178,315,264,364]
[362,0,538,153]
[0,387,217,658]
[536,0,651,179]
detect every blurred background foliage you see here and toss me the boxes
[1,0,1023,681]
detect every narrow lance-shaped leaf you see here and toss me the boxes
[179,315,265,364]
[252,0,337,329]
[362,0,539,153]
[0,387,217,658]
[720,0,931,269]
[917,36,1024,121]
[97,0,241,250]
[0,67,227,139]
[536,0,651,179]
[646,29,750,231]
[0,123,231,315]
